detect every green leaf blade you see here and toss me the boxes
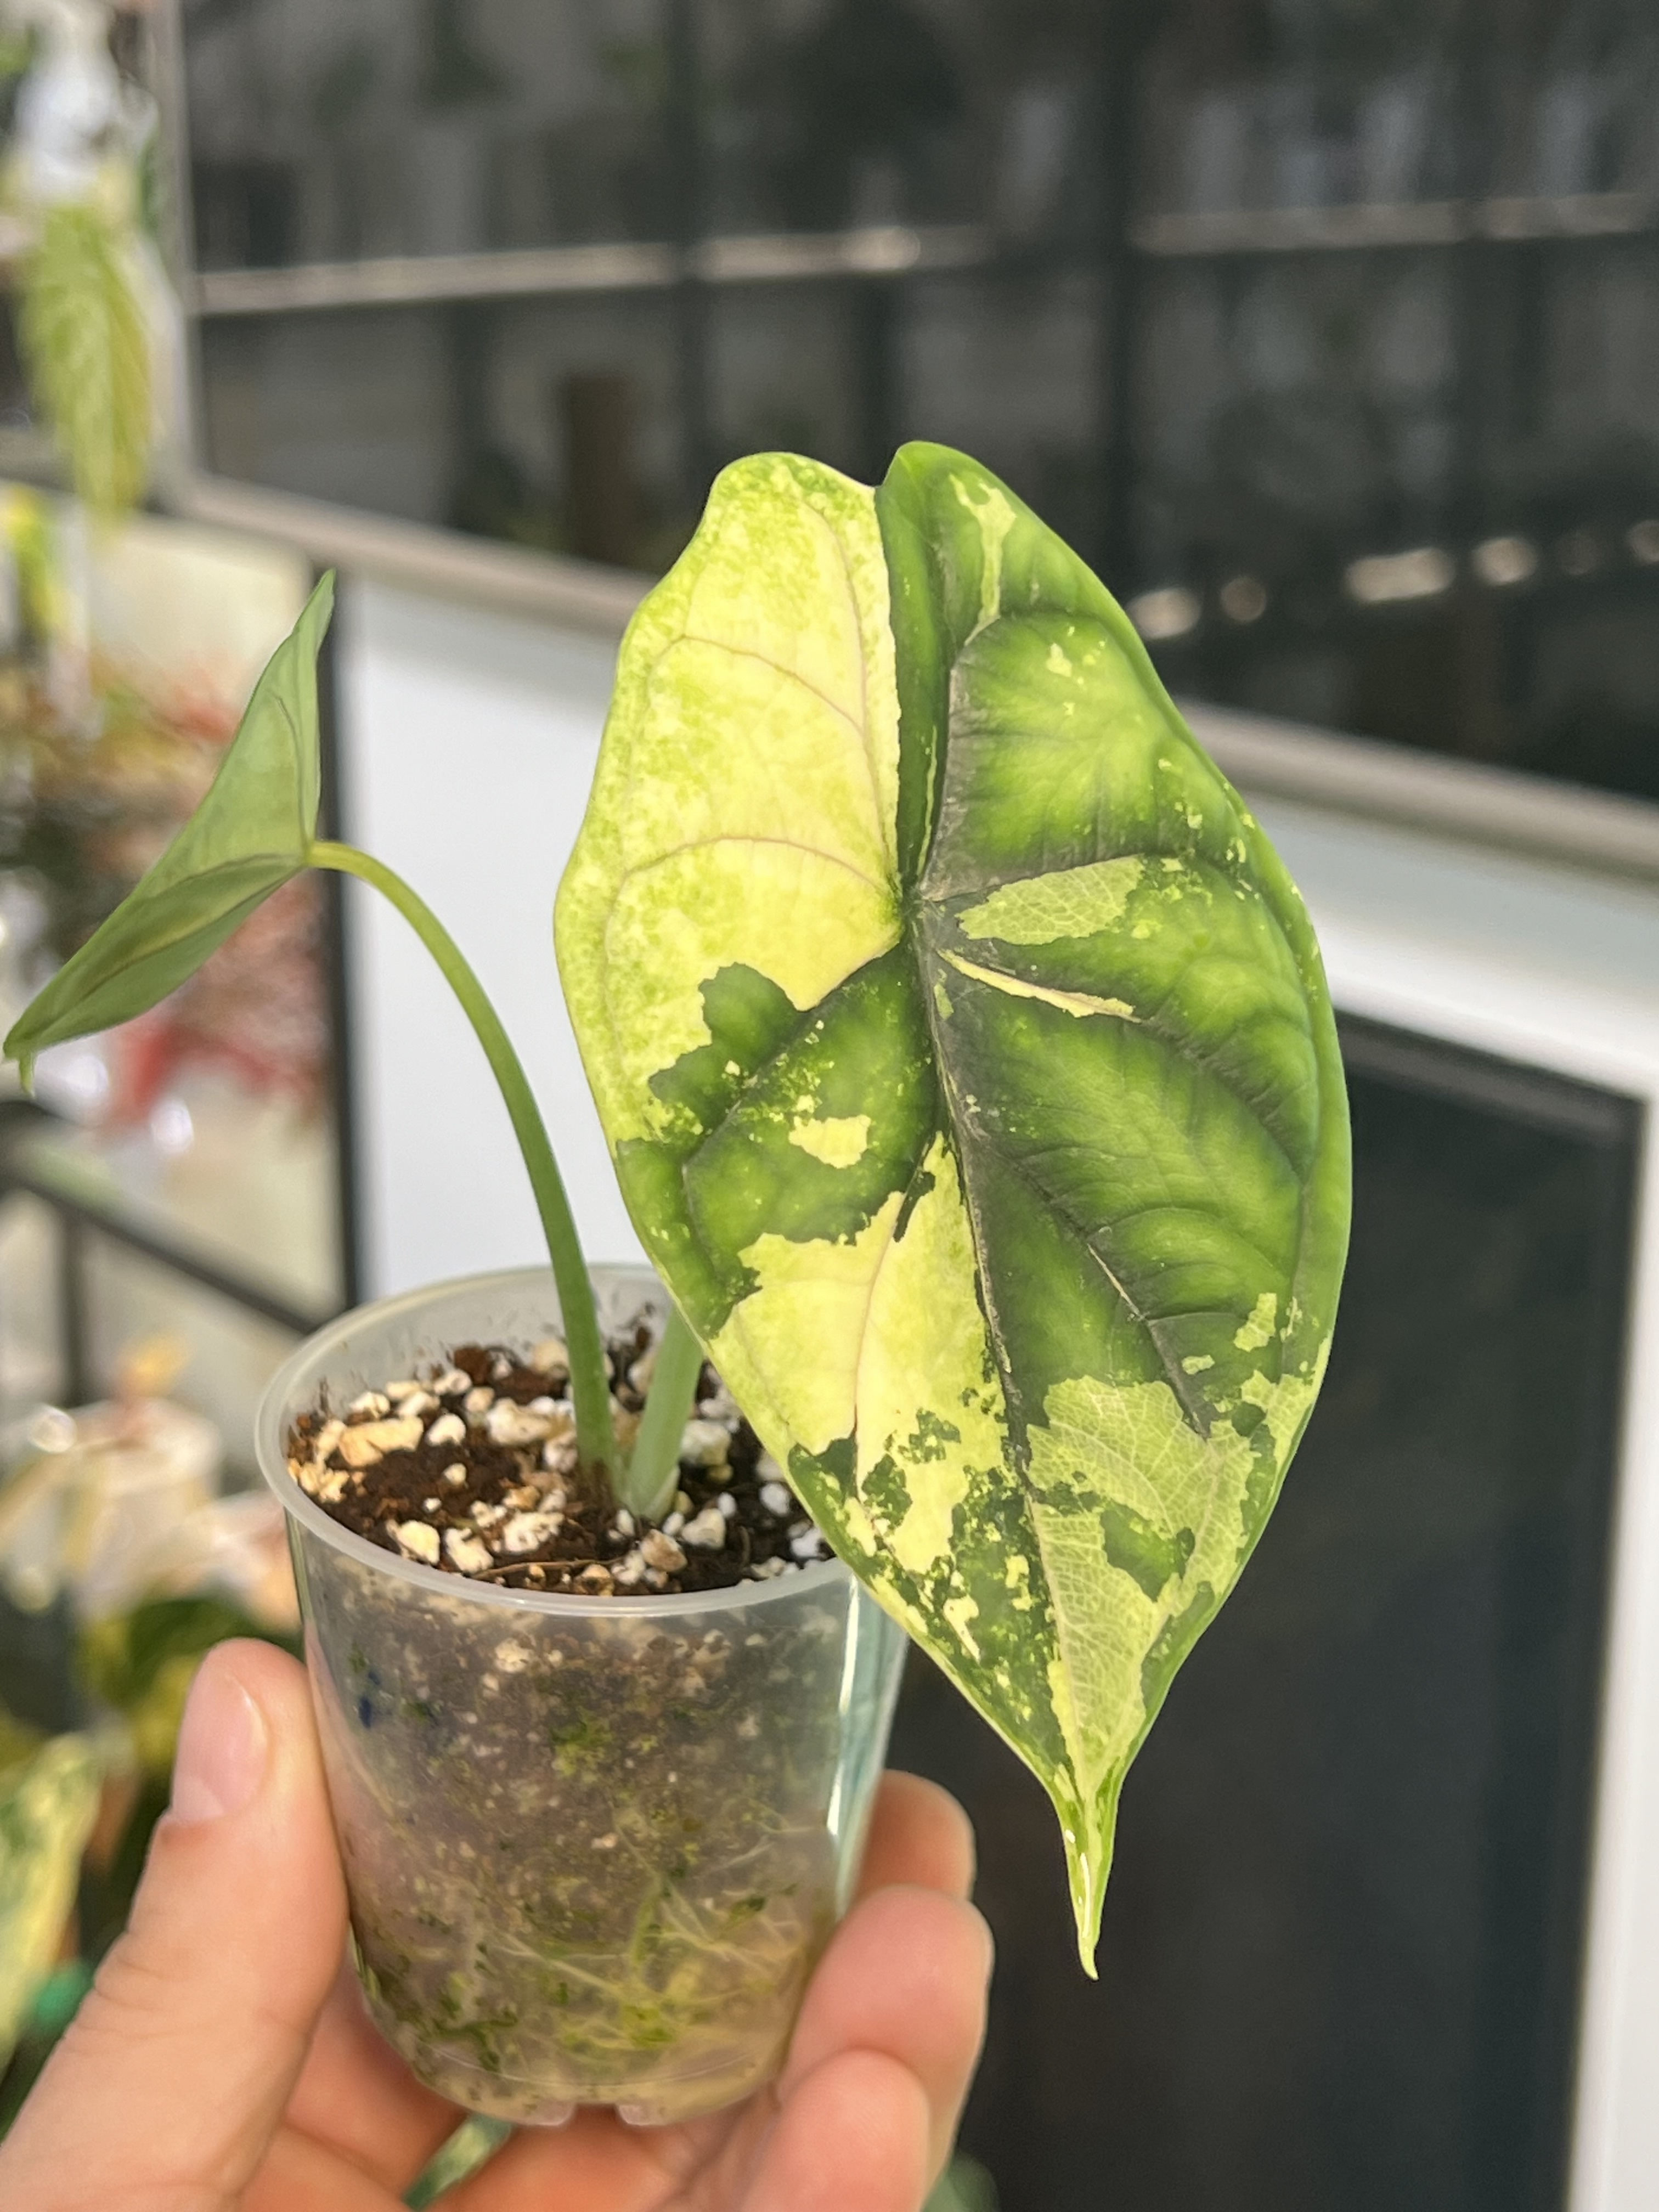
[4,573,335,1078]
[557,445,1351,1967]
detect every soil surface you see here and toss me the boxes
[286,1316,828,1598]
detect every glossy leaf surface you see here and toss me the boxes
[4,572,334,1082]
[559,445,1350,1963]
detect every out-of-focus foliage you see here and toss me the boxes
[80,1590,290,1778]
[0,1718,100,2068]
[19,199,150,515]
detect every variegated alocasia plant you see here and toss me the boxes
[556,441,1351,1966]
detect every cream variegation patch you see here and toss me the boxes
[788,1112,872,1167]
[956,856,1144,946]
[710,1189,906,1459]
[854,1136,1007,1575]
[1233,1290,1278,1351]
[938,949,1136,1023]
[1026,1373,1260,1799]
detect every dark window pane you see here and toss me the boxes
[184,0,670,267]
[201,294,687,559]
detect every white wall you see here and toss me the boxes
[335,575,644,1297]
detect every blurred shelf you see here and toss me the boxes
[1190,701,1659,891]
[191,223,994,319]
[166,467,651,634]
[187,192,1656,320]
[1132,191,1656,259]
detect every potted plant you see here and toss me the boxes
[4,441,1350,2119]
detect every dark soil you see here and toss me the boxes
[285,1316,826,1599]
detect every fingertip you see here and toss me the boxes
[199,1637,313,1737]
[781,1884,990,2179]
[858,1771,977,1901]
[746,2049,931,2212]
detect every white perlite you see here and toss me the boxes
[392,1521,440,1565]
[499,1509,561,1555]
[529,1336,569,1376]
[349,1391,391,1419]
[640,1527,687,1572]
[426,1411,466,1448]
[680,1504,727,1551]
[612,1546,648,1589]
[485,1400,555,1447]
[338,1416,423,1469]
[759,1481,793,1518]
[679,1419,730,1468]
[444,1528,492,1573]
[433,1368,471,1397]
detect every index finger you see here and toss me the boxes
[855,1771,976,1902]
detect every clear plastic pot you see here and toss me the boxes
[256,1266,907,2126]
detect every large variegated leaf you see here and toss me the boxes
[556,444,1350,1964]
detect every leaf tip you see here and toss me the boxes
[1060,1801,1115,1980]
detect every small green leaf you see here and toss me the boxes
[4,573,335,1082]
[20,200,153,515]
[558,447,1350,1967]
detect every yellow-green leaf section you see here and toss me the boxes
[556,443,1351,1966]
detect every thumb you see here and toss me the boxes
[0,1639,348,2212]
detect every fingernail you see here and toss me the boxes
[170,1657,268,1824]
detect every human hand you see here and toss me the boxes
[0,1640,991,2211]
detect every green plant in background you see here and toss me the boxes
[557,442,1350,1964]
[19,196,150,514]
[0,1711,99,2072]
[0,0,167,515]
[3,439,1351,1974]
[0,1589,296,2132]
[1,574,704,1520]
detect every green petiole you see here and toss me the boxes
[312,840,701,1499]
[620,1305,706,1522]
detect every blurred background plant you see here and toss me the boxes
[1,0,179,516]
[0,1325,298,2130]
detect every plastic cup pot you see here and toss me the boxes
[257,1266,908,2126]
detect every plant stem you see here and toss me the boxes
[310,840,615,1482]
[620,1305,705,1521]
